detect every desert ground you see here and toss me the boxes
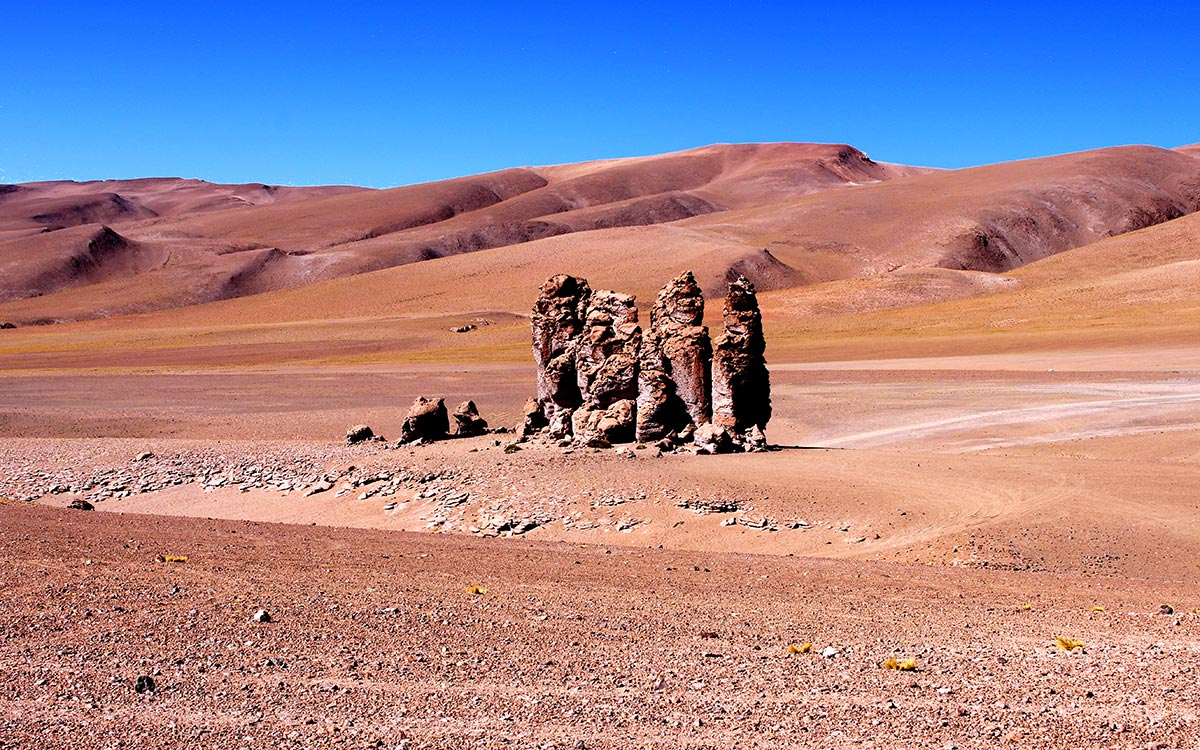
[3,142,1200,747]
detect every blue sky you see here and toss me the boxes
[3,1,1198,187]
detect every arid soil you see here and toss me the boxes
[4,353,1200,747]
[2,504,1198,749]
[3,142,1200,747]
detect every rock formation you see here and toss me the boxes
[399,396,449,444]
[571,290,641,443]
[693,423,734,454]
[451,400,489,437]
[637,271,711,442]
[520,397,548,437]
[712,275,771,451]
[345,424,375,444]
[526,272,770,452]
[530,274,591,438]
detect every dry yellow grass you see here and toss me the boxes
[1055,636,1085,651]
[881,657,918,671]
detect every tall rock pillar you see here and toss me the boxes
[712,275,771,450]
[530,274,592,438]
[636,271,711,442]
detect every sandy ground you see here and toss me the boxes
[2,503,1198,749]
[5,203,1200,746]
[5,350,1200,578]
[4,346,1200,747]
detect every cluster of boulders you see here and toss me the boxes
[397,397,490,444]
[521,271,771,453]
[346,399,494,447]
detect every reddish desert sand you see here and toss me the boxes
[3,142,1200,747]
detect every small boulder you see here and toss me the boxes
[739,424,768,453]
[304,480,333,497]
[0,322,14,330]
[399,396,449,444]
[66,499,94,511]
[451,400,489,437]
[345,425,375,445]
[252,609,272,623]
[519,397,548,436]
[134,675,156,694]
[693,424,735,454]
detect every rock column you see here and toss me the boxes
[571,290,642,443]
[636,271,711,441]
[712,275,771,450]
[530,274,592,438]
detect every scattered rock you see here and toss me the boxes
[135,452,154,461]
[134,675,156,694]
[345,425,375,445]
[450,324,477,333]
[821,647,841,658]
[693,424,734,454]
[519,397,548,436]
[399,396,449,444]
[304,481,333,497]
[1159,604,1175,615]
[66,498,95,511]
[0,322,14,330]
[451,400,489,437]
[252,609,272,623]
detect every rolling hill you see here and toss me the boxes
[1,142,1199,333]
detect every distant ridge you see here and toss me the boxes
[2,142,1200,324]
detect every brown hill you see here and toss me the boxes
[4,179,1200,377]
[3,143,1200,327]
[0,144,927,321]
[0,177,365,240]
[688,145,1200,277]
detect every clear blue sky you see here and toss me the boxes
[3,1,1198,187]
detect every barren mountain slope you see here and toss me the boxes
[0,177,365,238]
[686,145,1200,276]
[3,199,1200,376]
[3,144,1199,329]
[761,208,1200,361]
[0,144,926,319]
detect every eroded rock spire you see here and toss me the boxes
[712,275,770,450]
[636,271,711,442]
[526,271,770,452]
